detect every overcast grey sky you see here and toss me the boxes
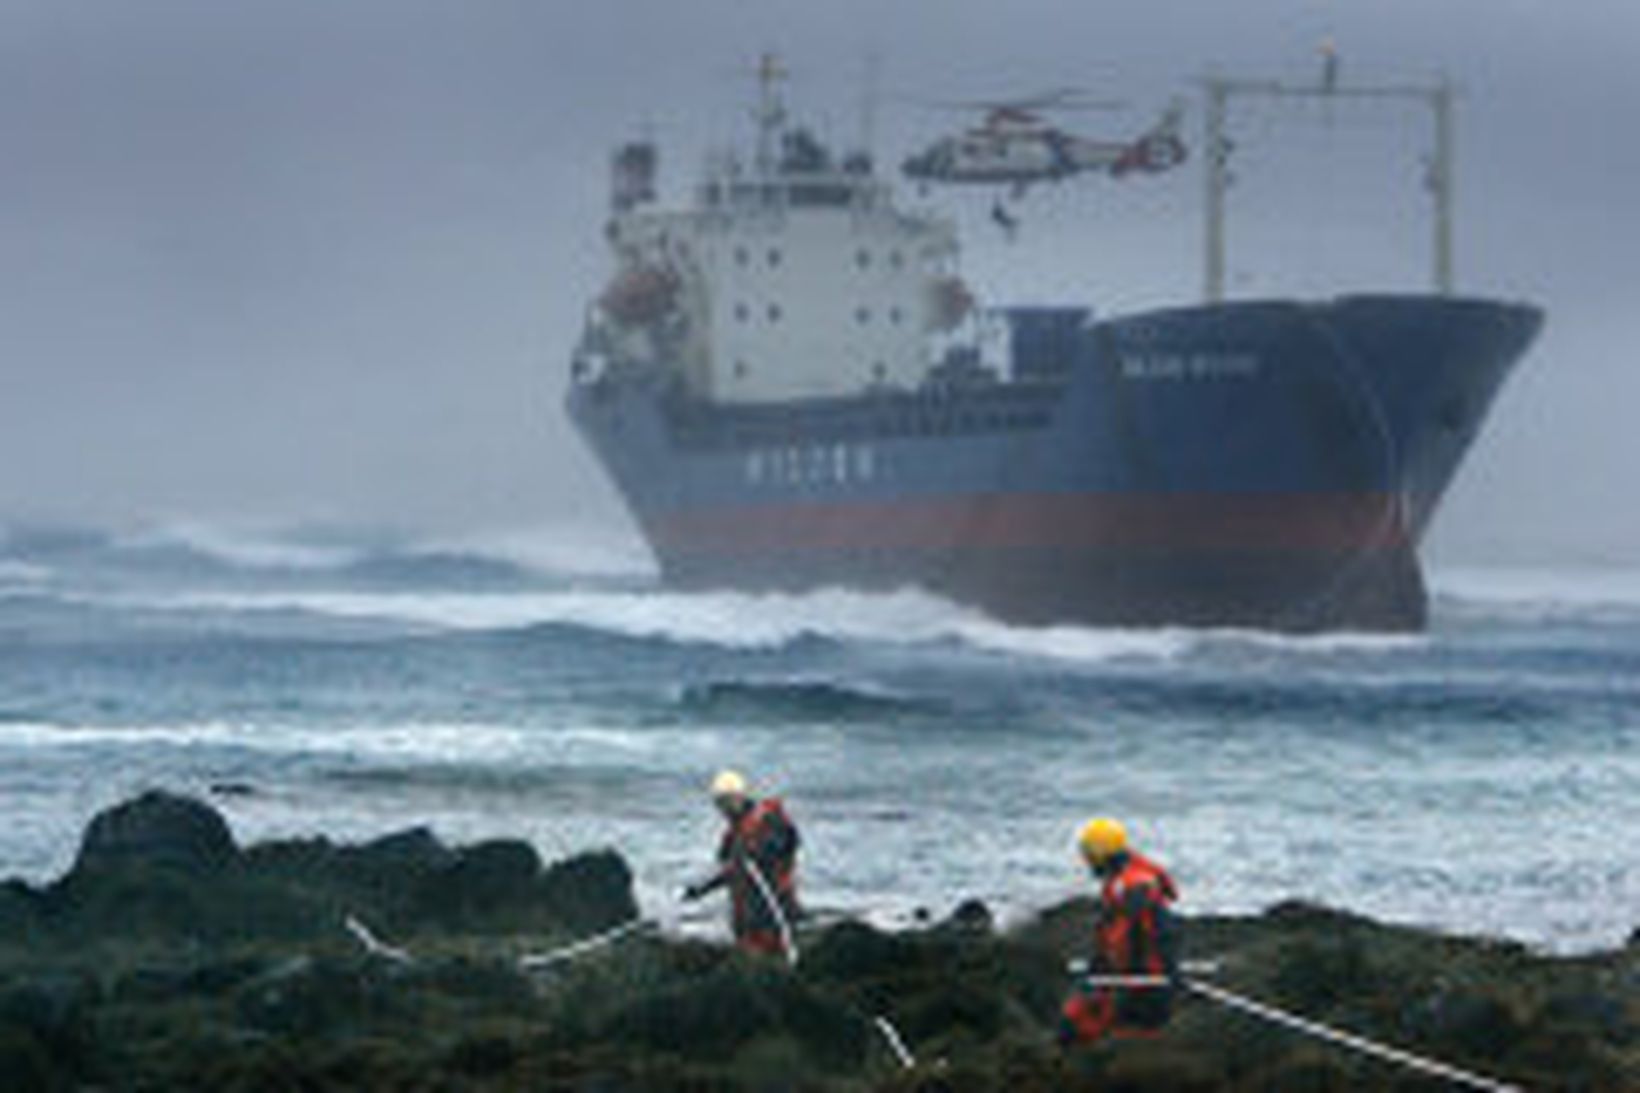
[1,0,1636,566]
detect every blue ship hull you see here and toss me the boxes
[567,294,1541,631]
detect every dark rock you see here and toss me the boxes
[4,802,1633,1091]
[1268,934,1375,1010]
[594,962,868,1071]
[1099,1036,1227,1092]
[443,1033,520,1078]
[208,781,258,798]
[0,1025,59,1093]
[538,849,639,933]
[897,976,1007,1043]
[69,790,238,877]
[1403,986,1524,1057]
[1263,900,1375,934]
[1543,989,1635,1046]
[1239,1049,1359,1092]
[351,826,453,874]
[0,880,44,946]
[801,919,927,986]
[114,957,269,1004]
[234,957,406,1038]
[409,956,534,1008]
[943,898,994,935]
[0,975,97,1084]
[417,839,542,927]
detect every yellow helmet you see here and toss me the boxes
[1077,817,1128,864]
[710,769,749,800]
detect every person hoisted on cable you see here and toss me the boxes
[681,769,802,958]
[1059,816,1181,1045]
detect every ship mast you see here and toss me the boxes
[754,52,788,176]
[1200,56,1457,302]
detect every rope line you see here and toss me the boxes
[1068,968,1521,1091]
[344,914,413,964]
[518,917,654,971]
[744,856,800,967]
[1185,980,1523,1093]
[873,1015,917,1069]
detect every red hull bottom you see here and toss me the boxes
[644,493,1425,632]
[654,544,1427,633]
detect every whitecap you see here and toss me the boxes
[1431,565,1640,617]
[116,520,361,572]
[415,523,658,581]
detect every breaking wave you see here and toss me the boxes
[136,584,1202,666]
[1431,565,1640,618]
[676,679,948,721]
[0,560,49,588]
[115,521,364,572]
[0,519,654,588]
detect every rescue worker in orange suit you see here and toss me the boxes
[681,769,801,958]
[1059,817,1181,1046]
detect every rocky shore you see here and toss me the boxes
[0,791,1631,1091]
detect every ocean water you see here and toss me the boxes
[0,522,1635,955]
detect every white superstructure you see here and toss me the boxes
[590,61,967,404]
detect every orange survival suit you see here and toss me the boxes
[1060,848,1180,1044]
[691,796,801,956]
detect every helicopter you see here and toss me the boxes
[900,91,1187,194]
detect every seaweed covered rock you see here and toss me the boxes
[609,961,867,1070]
[802,916,1064,1064]
[70,790,238,878]
[0,793,1632,1091]
[244,827,636,937]
[28,793,642,949]
[0,880,45,949]
[0,973,100,1092]
[538,847,637,933]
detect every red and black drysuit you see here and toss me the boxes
[1060,849,1180,1045]
[691,797,801,957]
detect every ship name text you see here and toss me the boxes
[1118,352,1261,381]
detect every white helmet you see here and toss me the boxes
[710,769,749,800]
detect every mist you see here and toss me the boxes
[2,0,1636,567]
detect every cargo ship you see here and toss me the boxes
[565,61,1542,631]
